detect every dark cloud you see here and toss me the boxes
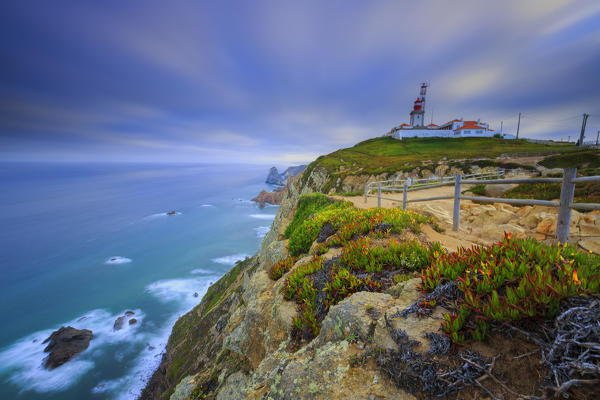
[1,0,599,162]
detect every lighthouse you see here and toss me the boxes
[409,82,427,127]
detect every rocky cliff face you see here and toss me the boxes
[139,160,562,400]
[139,167,326,400]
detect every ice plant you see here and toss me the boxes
[419,234,600,342]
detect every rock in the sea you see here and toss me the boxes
[114,316,126,331]
[166,210,177,215]
[129,318,137,325]
[125,310,135,316]
[265,167,285,185]
[42,326,93,370]
[251,189,283,208]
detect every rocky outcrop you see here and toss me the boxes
[266,165,308,186]
[460,202,600,252]
[114,316,126,331]
[281,165,307,180]
[251,188,283,208]
[266,167,285,186]
[42,326,93,369]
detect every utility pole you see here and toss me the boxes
[516,112,521,139]
[577,113,589,146]
[596,130,599,146]
[500,121,503,134]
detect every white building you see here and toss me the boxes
[386,83,515,139]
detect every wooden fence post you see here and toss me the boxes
[402,182,408,210]
[377,183,381,208]
[556,168,577,243]
[364,184,368,203]
[453,174,462,231]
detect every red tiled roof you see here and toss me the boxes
[427,123,439,127]
[454,121,487,131]
[400,123,411,127]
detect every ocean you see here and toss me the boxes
[0,162,278,400]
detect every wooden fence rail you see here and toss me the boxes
[365,168,600,243]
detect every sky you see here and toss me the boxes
[1,0,600,165]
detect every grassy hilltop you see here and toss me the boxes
[309,136,576,177]
[301,136,580,193]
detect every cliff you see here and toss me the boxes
[140,141,599,400]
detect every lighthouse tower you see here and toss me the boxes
[409,82,428,127]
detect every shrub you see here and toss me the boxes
[268,256,298,280]
[283,256,325,300]
[284,193,336,239]
[339,237,443,273]
[287,201,432,256]
[420,234,600,342]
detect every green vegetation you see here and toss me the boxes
[284,193,335,239]
[419,234,600,343]
[303,136,577,193]
[201,257,249,317]
[539,150,600,169]
[271,194,439,344]
[339,236,443,273]
[466,184,486,196]
[312,136,575,175]
[285,193,431,256]
[268,256,297,280]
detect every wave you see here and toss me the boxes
[0,308,144,394]
[200,204,215,208]
[211,254,250,265]
[190,268,213,275]
[92,277,217,399]
[144,211,182,220]
[105,256,132,265]
[249,214,276,220]
[254,226,270,238]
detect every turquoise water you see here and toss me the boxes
[0,162,277,400]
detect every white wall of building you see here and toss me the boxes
[391,130,515,140]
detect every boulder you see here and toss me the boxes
[166,211,177,215]
[490,209,515,225]
[42,326,93,369]
[129,318,137,325]
[113,316,126,331]
[518,214,541,229]
[125,310,135,316]
[579,238,600,255]
[484,184,518,198]
[536,217,557,236]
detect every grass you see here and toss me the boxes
[539,150,600,169]
[419,234,600,343]
[303,136,578,193]
[285,194,432,256]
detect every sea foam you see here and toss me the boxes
[105,256,132,265]
[211,254,249,265]
[254,226,270,238]
[249,214,276,220]
[0,308,144,393]
[93,276,217,399]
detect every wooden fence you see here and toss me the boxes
[365,168,600,243]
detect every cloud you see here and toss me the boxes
[1,0,599,162]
